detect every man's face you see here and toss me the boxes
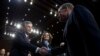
[57,9,69,22]
[24,24,33,34]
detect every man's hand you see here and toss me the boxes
[39,47,48,56]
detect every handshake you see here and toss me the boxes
[37,47,50,56]
[36,42,65,56]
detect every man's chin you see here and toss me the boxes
[59,18,66,22]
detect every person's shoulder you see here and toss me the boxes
[75,4,85,8]
[74,4,91,13]
[16,30,25,36]
[74,5,87,10]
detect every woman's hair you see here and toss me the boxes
[40,31,53,44]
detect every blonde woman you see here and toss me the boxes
[37,31,53,56]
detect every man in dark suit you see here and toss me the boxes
[9,21,48,56]
[51,3,100,56]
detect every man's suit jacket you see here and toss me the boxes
[9,31,37,56]
[51,5,100,56]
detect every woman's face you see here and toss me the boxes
[43,33,50,40]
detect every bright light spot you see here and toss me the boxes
[35,24,38,26]
[50,11,53,15]
[9,33,11,36]
[54,14,57,17]
[39,20,41,22]
[32,29,40,35]
[25,14,27,16]
[54,12,57,17]
[7,7,10,10]
[30,2,33,5]
[6,20,9,24]
[10,22,13,25]
[4,32,6,35]
[56,21,59,24]
[31,29,34,33]
[55,4,58,7]
[7,52,10,56]
[22,18,24,20]
[6,12,9,15]
[11,33,16,38]
[9,0,11,2]
[7,33,10,35]
[37,41,39,43]
[16,23,21,29]
[63,53,66,56]
[24,0,27,2]
[44,16,46,18]
[53,33,54,35]
[47,28,49,30]
[14,23,17,26]
[28,8,30,11]
[36,30,39,34]
[52,25,53,27]
[40,32,42,34]
[33,29,36,33]
[50,9,53,15]
[6,17,8,19]
[57,31,59,34]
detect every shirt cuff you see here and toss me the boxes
[35,47,40,53]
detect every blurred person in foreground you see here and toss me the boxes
[50,3,100,56]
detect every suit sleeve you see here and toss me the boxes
[74,5,100,55]
[75,5,100,40]
[14,32,37,53]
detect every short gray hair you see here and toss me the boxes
[58,3,74,11]
[22,21,32,27]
